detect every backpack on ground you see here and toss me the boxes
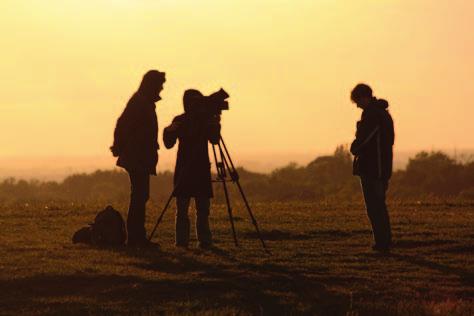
[72,205,126,247]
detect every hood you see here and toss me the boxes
[376,98,389,109]
[370,97,389,109]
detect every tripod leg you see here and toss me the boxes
[148,193,173,241]
[213,145,239,247]
[235,178,269,253]
[218,140,270,253]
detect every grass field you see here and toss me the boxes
[1,200,473,315]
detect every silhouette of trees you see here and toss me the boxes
[1,147,474,203]
[392,151,461,196]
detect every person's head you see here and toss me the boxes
[138,70,166,102]
[183,89,203,113]
[350,83,373,109]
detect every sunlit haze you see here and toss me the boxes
[1,0,473,179]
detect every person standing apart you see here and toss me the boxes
[350,83,394,252]
[111,70,166,247]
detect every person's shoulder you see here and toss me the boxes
[376,98,389,109]
[127,92,141,105]
[172,113,186,123]
[128,92,155,108]
[362,106,378,119]
[376,99,393,120]
[365,99,390,117]
[123,93,141,111]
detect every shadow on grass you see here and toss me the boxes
[0,246,348,315]
[126,246,347,314]
[242,229,312,241]
[394,239,457,249]
[443,244,474,254]
[388,253,474,289]
[242,228,362,241]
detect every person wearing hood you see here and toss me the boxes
[111,70,166,247]
[350,83,395,252]
[163,89,221,249]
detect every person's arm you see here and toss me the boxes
[163,116,183,149]
[350,110,379,156]
[111,102,140,156]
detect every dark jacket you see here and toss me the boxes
[112,93,159,175]
[350,98,394,180]
[163,114,220,198]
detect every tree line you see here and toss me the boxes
[1,146,474,204]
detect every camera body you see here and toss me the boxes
[188,88,229,117]
[203,88,229,114]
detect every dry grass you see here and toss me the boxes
[0,200,473,315]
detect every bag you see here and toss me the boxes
[72,226,93,244]
[72,205,126,247]
[91,205,126,246]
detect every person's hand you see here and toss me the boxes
[166,121,182,133]
[110,145,120,157]
[208,115,221,125]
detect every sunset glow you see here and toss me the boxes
[1,0,473,177]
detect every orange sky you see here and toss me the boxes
[1,0,473,175]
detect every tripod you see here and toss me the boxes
[148,135,269,253]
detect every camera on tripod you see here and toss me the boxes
[150,87,269,253]
[189,88,230,117]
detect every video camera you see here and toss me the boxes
[188,88,229,116]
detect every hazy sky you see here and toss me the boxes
[1,1,473,170]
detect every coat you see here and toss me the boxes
[350,97,395,180]
[112,92,159,175]
[163,113,221,198]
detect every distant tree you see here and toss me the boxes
[2,147,474,203]
[306,145,358,199]
[400,151,463,196]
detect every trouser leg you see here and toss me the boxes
[377,180,392,246]
[360,177,392,248]
[127,171,149,244]
[195,197,212,246]
[176,197,191,247]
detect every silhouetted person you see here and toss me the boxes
[350,83,394,252]
[111,70,166,247]
[163,89,221,249]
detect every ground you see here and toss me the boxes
[0,200,473,315]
